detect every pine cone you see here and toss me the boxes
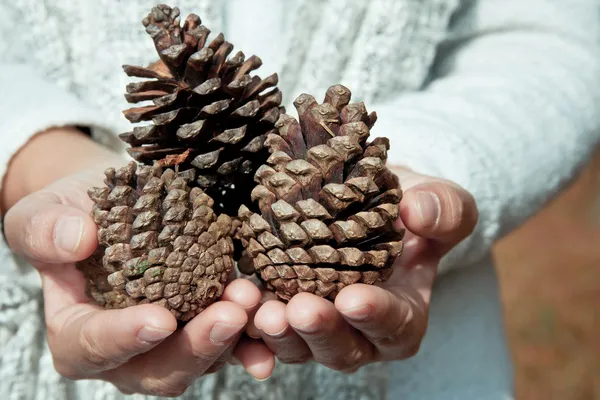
[120,5,283,215]
[237,85,404,301]
[77,162,236,321]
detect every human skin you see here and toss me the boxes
[1,128,274,396]
[1,127,477,395]
[248,165,478,372]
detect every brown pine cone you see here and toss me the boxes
[77,162,236,321]
[237,85,404,301]
[120,5,283,215]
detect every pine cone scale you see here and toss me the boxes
[120,5,283,215]
[78,162,235,321]
[239,85,403,301]
[81,5,405,318]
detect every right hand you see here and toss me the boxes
[2,128,274,396]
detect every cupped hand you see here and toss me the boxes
[3,136,274,396]
[250,166,478,373]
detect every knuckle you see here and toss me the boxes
[340,363,362,375]
[326,361,356,372]
[345,346,370,366]
[97,371,136,395]
[22,213,44,257]
[440,185,464,233]
[79,324,116,371]
[277,354,312,365]
[369,302,427,361]
[339,347,369,372]
[46,308,82,342]
[191,348,220,366]
[401,342,422,358]
[320,347,369,372]
[115,386,135,396]
[205,362,226,375]
[52,359,83,381]
[205,350,233,374]
[8,192,63,258]
[141,377,189,397]
[46,326,60,342]
[370,306,414,347]
[22,206,59,257]
[371,331,408,348]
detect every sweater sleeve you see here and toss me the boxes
[0,64,124,256]
[372,0,600,273]
[0,64,124,197]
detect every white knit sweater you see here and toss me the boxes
[1,1,599,399]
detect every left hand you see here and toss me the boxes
[1,128,276,392]
[249,166,478,373]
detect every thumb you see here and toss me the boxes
[4,191,97,264]
[48,302,177,378]
[397,180,478,252]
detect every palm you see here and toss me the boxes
[250,167,477,370]
[4,165,272,395]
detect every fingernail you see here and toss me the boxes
[290,315,321,334]
[247,329,262,340]
[138,325,173,344]
[54,217,84,253]
[246,359,274,381]
[210,322,244,344]
[340,305,373,322]
[416,191,440,228]
[261,325,288,338]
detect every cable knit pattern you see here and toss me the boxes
[0,1,599,399]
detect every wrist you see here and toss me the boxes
[1,127,122,212]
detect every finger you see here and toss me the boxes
[246,290,277,339]
[221,279,262,339]
[397,181,478,253]
[48,302,176,379]
[234,336,276,381]
[204,337,239,376]
[39,261,92,318]
[335,284,427,361]
[245,312,262,339]
[115,301,247,396]
[42,265,176,379]
[206,281,261,374]
[4,192,98,263]
[286,293,373,372]
[254,300,311,364]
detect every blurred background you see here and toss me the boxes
[495,148,600,399]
